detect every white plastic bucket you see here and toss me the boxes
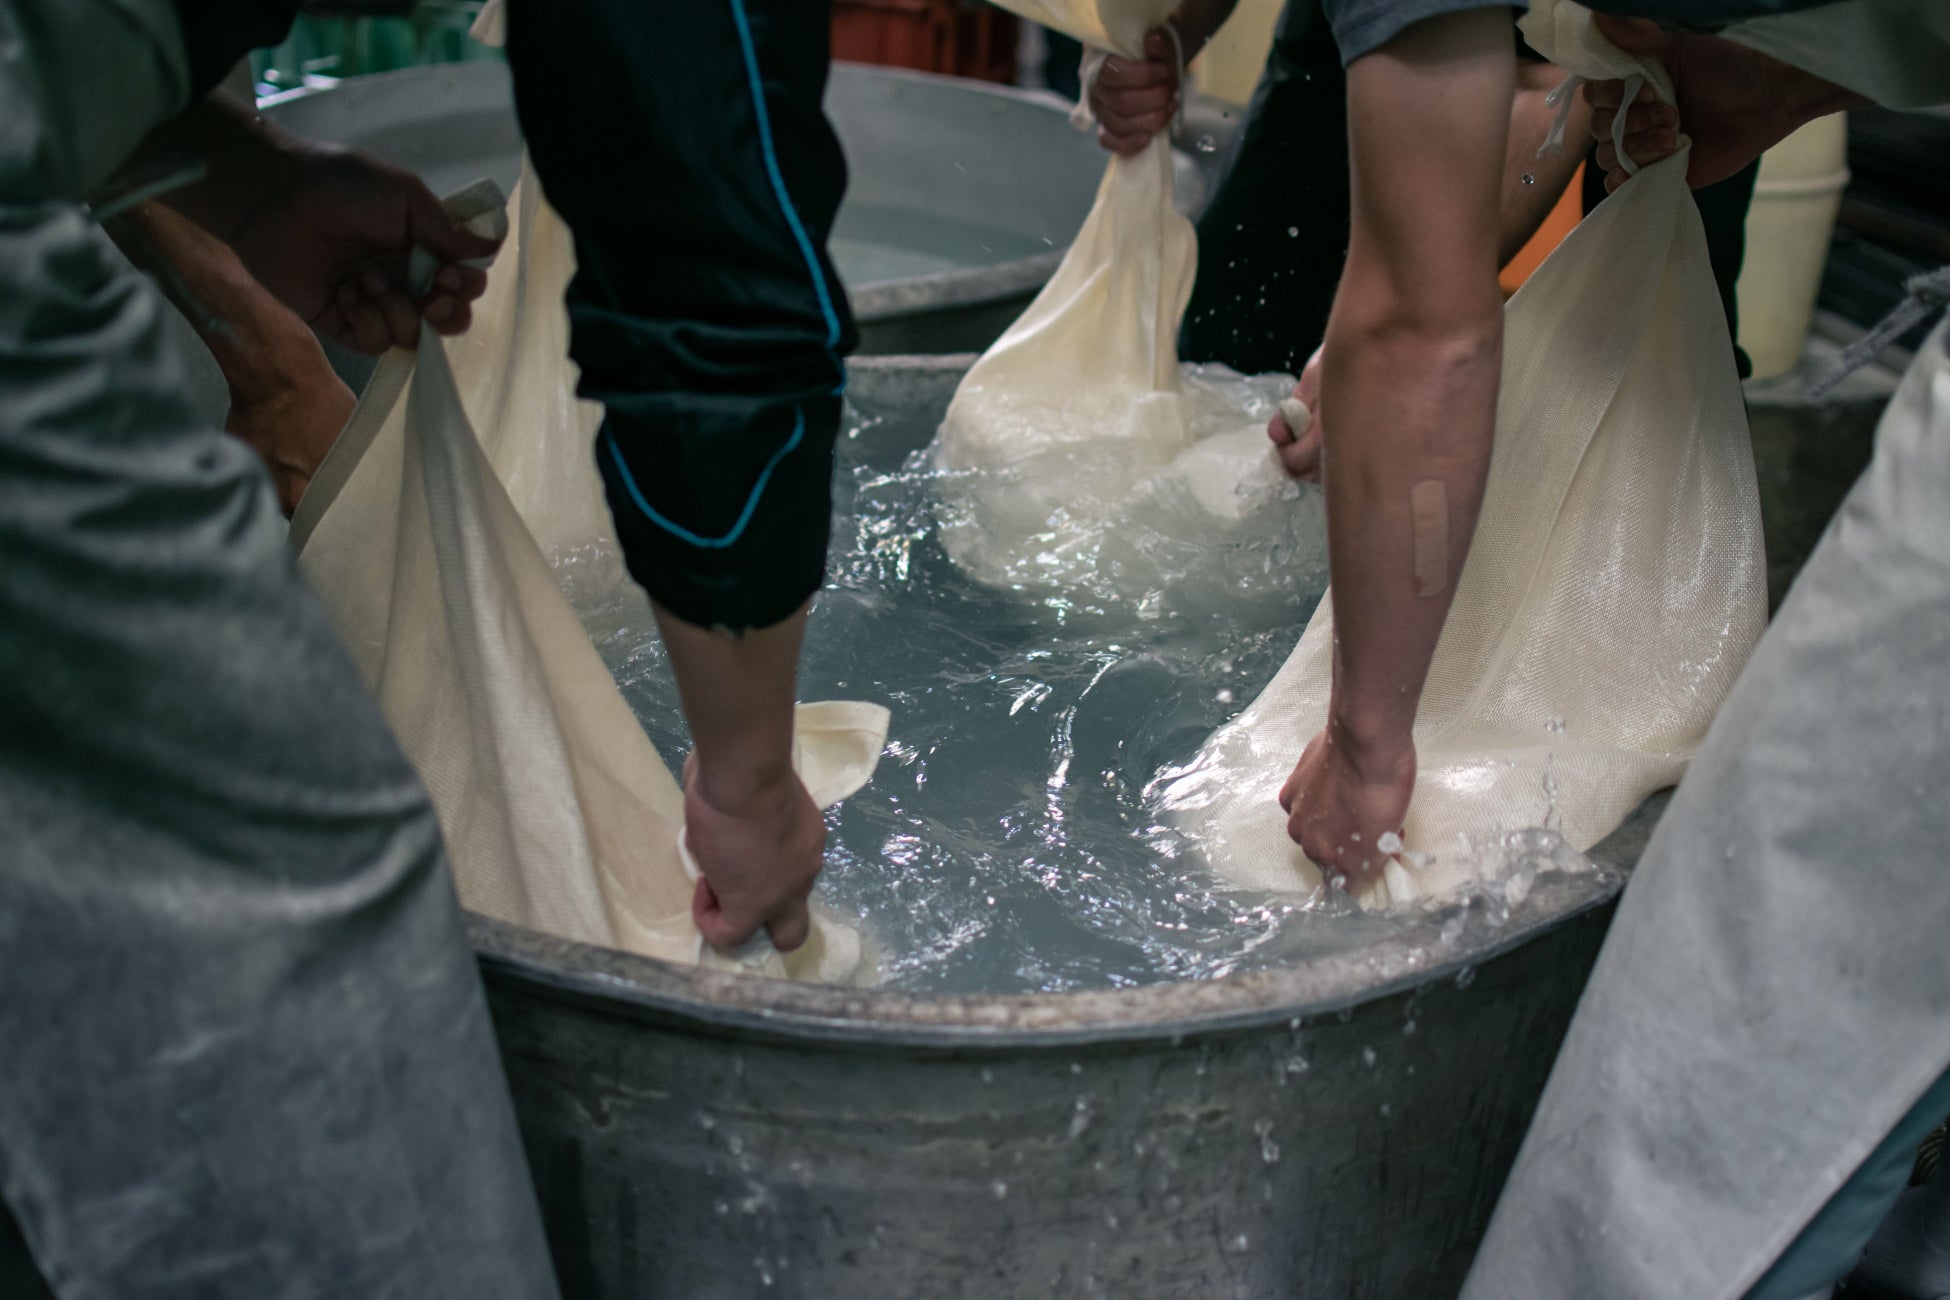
[1735,113,1851,380]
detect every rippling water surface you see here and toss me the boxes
[570,390,1460,993]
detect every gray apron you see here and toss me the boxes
[1461,320,1950,1299]
[0,2,558,1295]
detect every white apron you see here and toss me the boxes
[1460,320,1950,1299]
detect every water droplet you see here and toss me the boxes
[1521,172,1536,185]
[1194,134,1218,153]
[1254,1119,1281,1164]
[1545,715,1565,733]
[1377,830,1404,854]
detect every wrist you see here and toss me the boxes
[691,750,799,818]
[219,326,331,407]
[1325,705,1414,783]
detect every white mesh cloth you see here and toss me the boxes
[290,172,888,983]
[929,0,1313,602]
[1161,0,1768,908]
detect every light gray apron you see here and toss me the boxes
[1461,321,1950,1299]
[0,2,559,1295]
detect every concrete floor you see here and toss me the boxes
[1744,314,1908,608]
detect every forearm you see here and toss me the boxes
[654,601,806,806]
[119,91,305,244]
[1325,8,1514,756]
[104,199,309,403]
[1320,299,1499,752]
[1498,62,1588,267]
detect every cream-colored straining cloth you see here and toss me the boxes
[291,175,887,983]
[1161,1,1768,908]
[929,0,1313,602]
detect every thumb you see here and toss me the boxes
[1592,13,1671,58]
[405,185,503,266]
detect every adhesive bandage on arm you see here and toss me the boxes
[1410,480,1450,598]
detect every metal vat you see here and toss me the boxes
[471,354,1655,1299]
[258,61,1200,356]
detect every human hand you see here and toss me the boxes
[1583,15,1859,194]
[1279,720,1416,897]
[1091,29,1181,156]
[683,754,826,953]
[1267,345,1324,481]
[226,145,501,353]
[223,315,356,515]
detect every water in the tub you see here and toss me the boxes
[830,202,1051,289]
[569,378,1410,993]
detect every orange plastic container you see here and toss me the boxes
[832,0,1017,83]
[1500,162,1586,296]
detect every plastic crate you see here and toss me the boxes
[832,0,1017,83]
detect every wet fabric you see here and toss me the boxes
[932,0,1314,603]
[1461,316,1950,1300]
[1166,0,1767,907]
[0,9,558,1289]
[1581,146,1759,376]
[291,170,888,985]
[502,0,857,633]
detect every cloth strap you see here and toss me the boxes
[1811,264,1950,399]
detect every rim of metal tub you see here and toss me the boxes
[468,798,1652,1052]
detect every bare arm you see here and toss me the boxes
[1272,52,1588,481]
[105,200,352,514]
[1280,8,1515,885]
[657,601,826,953]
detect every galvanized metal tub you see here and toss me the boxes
[258,61,1198,356]
[472,354,1652,1300]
